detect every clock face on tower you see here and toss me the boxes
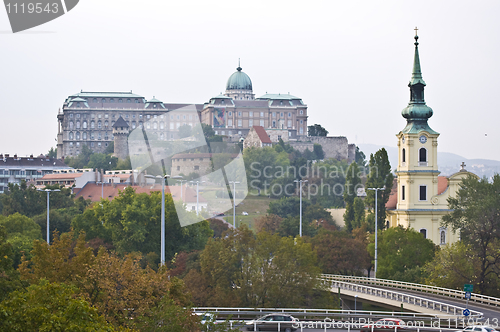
[419,135,427,144]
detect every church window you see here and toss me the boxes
[440,229,446,244]
[420,229,427,238]
[419,147,427,163]
[401,185,405,200]
[402,148,406,163]
[419,185,427,201]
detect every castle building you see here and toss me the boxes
[385,32,475,246]
[56,92,202,159]
[200,64,309,140]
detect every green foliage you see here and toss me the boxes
[178,124,192,138]
[104,141,114,154]
[87,153,118,171]
[343,162,362,232]
[201,123,223,143]
[64,144,94,169]
[187,227,323,308]
[313,143,325,160]
[72,187,213,260]
[278,216,316,237]
[312,228,370,275]
[353,197,365,228]
[355,145,366,167]
[0,213,42,267]
[372,226,436,280]
[244,146,290,192]
[47,147,57,158]
[365,148,394,230]
[442,174,500,295]
[0,281,117,332]
[268,196,311,219]
[0,225,23,302]
[308,124,328,136]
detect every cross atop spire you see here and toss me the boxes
[237,58,242,72]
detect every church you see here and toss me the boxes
[385,32,476,246]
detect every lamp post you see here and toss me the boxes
[190,180,205,215]
[367,186,385,279]
[229,181,240,228]
[179,180,187,199]
[294,179,308,237]
[37,188,60,244]
[145,174,182,266]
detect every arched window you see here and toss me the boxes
[160,122,164,130]
[98,121,102,129]
[440,229,446,244]
[69,121,74,129]
[76,132,80,140]
[83,121,87,129]
[420,229,427,239]
[69,132,73,140]
[76,121,80,129]
[153,122,158,130]
[90,121,95,129]
[104,120,108,127]
[82,132,87,140]
[419,148,427,163]
[402,148,406,163]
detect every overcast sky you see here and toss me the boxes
[1,0,499,162]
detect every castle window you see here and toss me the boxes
[260,112,264,117]
[135,98,139,103]
[228,111,232,116]
[280,112,284,117]
[288,112,291,117]
[82,132,87,140]
[90,121,94,129]
[260,120,264,126]
[69,121,74,129]
[70,114,73,118]
[440,229,446,244]
[105,114,108,118]
[69,132,73,140]
[104,120,108,127]
[250,111,253,117]
[272,112,276,117]
[228,119,233,127]
[420,229,427,239]
[402,148,406,163]
[401,185,405,200]
[299,127,304,134]
[272,120,276,128]
[119,99,122,103]
[147,115,151,119]
[419,147,427,165]
[300,110,304,115]
[249,119,253,127]
[238,119,242,127]
[238,112,242,117]
[76,132,80,140]
[93,98,97,103]
[287,120,292,128]
[98,121,102,129]
[146,122,150,129]
[91,142,94,147]
[127,99,131,103]
[153,122,158,130]
[76,121,80,129]
[419,185,427,201]
[110,98,114,102]
[194,166,199,171]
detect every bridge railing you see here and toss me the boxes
[321,274,500,308]
[321,277,483,318]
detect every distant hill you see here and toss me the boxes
[358,144,500,178]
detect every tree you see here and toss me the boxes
[0,213,42,267]
[442,174,500,295]
[47,147,57,158]
[0,225,23,302]
[267,196,311,219]
[364,148,394,231]
[343,162,362,232]
[371,226,436,281]
[0,281,117,332]
[353,197,365,228]
[255,214,283,234]
[313,143,325,160]
[304,203,336,231]
[307,124,328,137]
[201,123,223,143]
[355,146,366,167]
[178,124,192,138]
[312,229,370,275]
[87,153,118,171]
[244,146,290,194]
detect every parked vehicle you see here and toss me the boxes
[242,211,249,215]
[463,326,498,332]
[246,313,298,331]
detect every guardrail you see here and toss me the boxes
[321,276,483,318]
[321,274,500,308]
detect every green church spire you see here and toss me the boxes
[401,29,438,135]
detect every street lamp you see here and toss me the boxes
[179,180,187,199]
[37,188,61,244]
[229,181,240,228]
[294,179,308,237]
[367,186,385,279]
[145,174,182,266]
[190,180,205,216]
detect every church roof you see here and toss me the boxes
[113,116,129,128]
[226,65,253,91]
[386,176,450,210]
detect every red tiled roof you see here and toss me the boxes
[75,183,207,204]
[252,126,272,144]
[438,176,448,194]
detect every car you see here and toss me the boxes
[360,318,406,332]
[463,326,498,332]
[245,313,298,331]
[195,312,216,325]
[242,211,249,215]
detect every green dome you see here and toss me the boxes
[226,66,252,91]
